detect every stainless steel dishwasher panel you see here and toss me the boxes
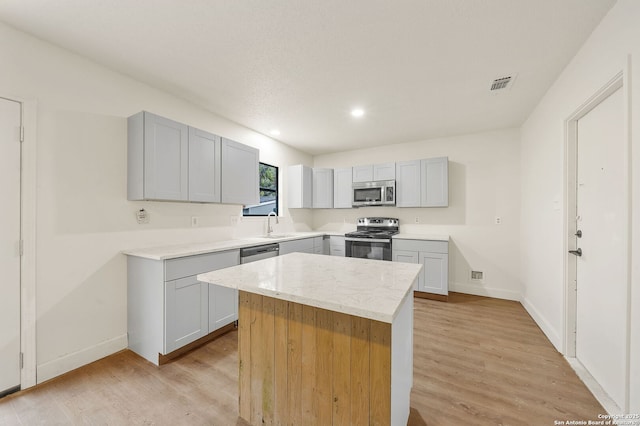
[240,243,279,264]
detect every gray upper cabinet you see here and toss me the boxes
[352,162,396,182]
[128,111,259,205]
[221,138,259,205]
[421,157,449,207]
[288,165,313,209]
[396,157,449,208]
[128,111,189,201]
[188,127,221,203]
[333,167,353,208]
[312,168,334,208]
[373,162,396,181]
[352,165,374,183]
[396,160,421,207]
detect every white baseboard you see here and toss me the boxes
[521,296,562,352]
[565,357,622,415]
[449,281,520,301]
[37,334,128,384]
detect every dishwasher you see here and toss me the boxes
[240,243,279,263]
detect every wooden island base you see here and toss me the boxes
[238,291,408,426]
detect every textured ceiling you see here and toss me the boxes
[0,0,616,155]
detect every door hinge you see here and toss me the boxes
[20,352,24,369]
[20,126,24,143]
[19,240,24,257]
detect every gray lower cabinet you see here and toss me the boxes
[392,239,449,296]
[329,236,345,256]
[127,249,240,365]
[279,237,323,255]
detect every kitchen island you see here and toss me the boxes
[197,252,422,426]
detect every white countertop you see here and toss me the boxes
[393,233,449,242]
[123,232,326,260]
[197,252,422,323]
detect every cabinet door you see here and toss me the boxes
[189,127,221,202]
[210,285,238,331]
[165,276,208,353]
[333,168,353,208]
[396,160,421,207]
[419,252,448,295]
[330,236,345,256]
[421,157,449,207]
[393,250,421,290]
[352,165,373,182]
[143,112,189,201]
[313,168,334,208]
[373,162,396,181]
[221,138,259,205]
[288,165,312,208]
[279,238,315,254]
[207,250,240,332]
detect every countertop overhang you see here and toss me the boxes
[197,252,422,323]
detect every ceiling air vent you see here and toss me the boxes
[490,76,512,91]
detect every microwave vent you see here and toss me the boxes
[490,75,516,91]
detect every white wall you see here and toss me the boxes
[520,0,639,412]
[0,21,312,383]
[313,128,522,301]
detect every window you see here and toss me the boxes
[242,162,278,216]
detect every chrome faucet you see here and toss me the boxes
[267,211,279,235]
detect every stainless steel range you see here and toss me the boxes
[345,217,399,261]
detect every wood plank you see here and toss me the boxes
[314,309,334,426]
[300,305,317,424]
[370,320,391,426]
[286,302,303,425]
[350,316,370,426]
[273,299,289,425]
[249,293,263,425]
[332,312,351,426]
[260,296,275,425]
[238,291,251,421]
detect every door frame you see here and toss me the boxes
[563,64,631,411]
[0,93,37,389]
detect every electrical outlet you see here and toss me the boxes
[136,209,150,224]
[414,217,420,224]
[471,270,484,281]
[494,216,502,225]
[191,216,199,227]
[230,216,239,225]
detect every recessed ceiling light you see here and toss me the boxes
[270,129,281,136]
[351,108,365,118]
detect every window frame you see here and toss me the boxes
[242,162,279,217]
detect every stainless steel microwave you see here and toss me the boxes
[352,180,396,207]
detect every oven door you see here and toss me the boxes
[345,238,392,261]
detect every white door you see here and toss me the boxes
[0,97,21,395]
[575,87,627,409]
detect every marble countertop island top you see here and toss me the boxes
[197,252,422,323]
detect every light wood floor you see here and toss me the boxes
[0,293,604,425]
